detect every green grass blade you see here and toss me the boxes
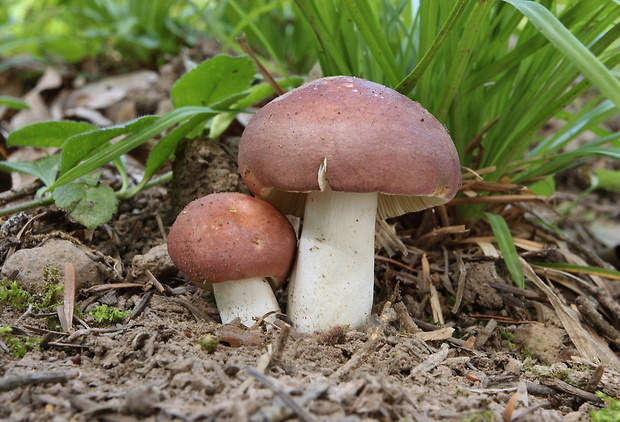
[531,99,617,156]
[484,212,525,288]
[504,0,620,110]
[395,0,472,95]
[436,0,495,121]
[342,0,400,85]
[138,114,210,191]
[292,0,352,75]
[0,95,29,110]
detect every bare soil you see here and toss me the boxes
[1,59,619,422]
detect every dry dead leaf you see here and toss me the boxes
[9,67,63,129]
[521,258,620,371]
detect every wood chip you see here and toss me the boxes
[0,370,78,392]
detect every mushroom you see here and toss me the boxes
[167,192,297,327]
[238,76,460,333]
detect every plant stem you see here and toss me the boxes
[0,171,173,217]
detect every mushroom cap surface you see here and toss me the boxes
[167,192,297,288]
[238,76,461,219]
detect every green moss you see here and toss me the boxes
[89,304,131,324]
[0,280,32,310]
[591,392,620,422]
[39,266,63,311]
[0,267,63,313]
[499,329,514,341]
[0,326,40,358]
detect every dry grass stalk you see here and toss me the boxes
[522,258,620,371]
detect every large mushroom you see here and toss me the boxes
[167,192,297,327]
[238,76,460,333]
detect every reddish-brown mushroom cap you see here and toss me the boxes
[238,76,461,219]
[167,192,297,289]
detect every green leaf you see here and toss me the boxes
[484,212,525,288]
[503,0,620,110]
[7,121,96,148]
[60,116,159,175]
[209,76,304,139]
[136,114,210,193]
[0,155,61,187]
[527,176,556,196]
[592,169,620,193]
[171,55,256,109]
[53,177,118,229]
[0,96,29,110]
[50,106,220,189]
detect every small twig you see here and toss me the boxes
[0,370,78,392]
[155,212,167,243]
[145,269,167,293]
[452,251,466,314]
[512,401,551,421]
[15,304,35,325]
[270,323,291,366]
[541,377,602,403]
[375,254,419,274]
[0,180,42,206]
[66,327,122,343]
[526,216,615,271]
[123,292,153,323]
[329,330,382,381]
[489,282,544,301]
[237,36,285,96]
[0,338,10,353]
[81,282,144,294]
[170,297,213,322]
[238,345,272,394]
[408,342,450,378]
[45,342,89,350]
[246,367,317,422]
[576,296,620,342]
[503,386,522,422]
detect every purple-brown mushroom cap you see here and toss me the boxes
[167,192,297,289]
[238,76,461,219]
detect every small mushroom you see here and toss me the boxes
[167,192,297,327]
[238,76,461,333]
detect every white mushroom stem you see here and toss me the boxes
[287,185,378,333]
[212,277,280,327]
